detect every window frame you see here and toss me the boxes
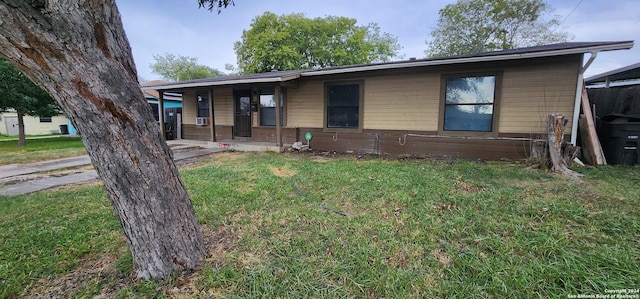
[323,80,364,133]
[438,72,502,137]
[39,116,52,123]
[196,92,210,118]
[258,88,286,127]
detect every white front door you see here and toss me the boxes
[4,116,19,136]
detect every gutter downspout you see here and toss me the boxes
[570,52,597,145]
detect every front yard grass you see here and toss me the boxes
[1,152,638,298]
[0,136,86,165]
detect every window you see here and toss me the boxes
[326,83,361,129]
[149,102,160,121]
[443,76,496,132]
[39,116,52,123]
[197,93,209,118]
[259,89,285,127]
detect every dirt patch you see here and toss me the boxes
[310,156,332,163]
[23,224,238,298]
[431,248,452,269]
[24,253,128,299]
[270,165,297,177]
[201,223,237,261]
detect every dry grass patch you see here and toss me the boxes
[270,165,297,177]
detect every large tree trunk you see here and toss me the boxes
[0,1,206,279]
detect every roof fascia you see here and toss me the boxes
[141,76,287,91]
[140,42,633,90]
[301,42,634,77]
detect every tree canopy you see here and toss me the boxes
[0,57,59,118]
[234,12,402,74]
[150,53,224,82]
[425,0,572,57]
[198,0,234,12]
[0,57,60,145]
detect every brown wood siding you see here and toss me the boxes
[215,125,233,140]
[181,125,233,141]
[182,124,210,141]
[284,55,580,135]
[499,56,580,134]
[297,128,531,160]
[287,80,324,128]
[181,90,197,126]
[213,87,233,125]
[251,127,298,144]
[363,73,440,130]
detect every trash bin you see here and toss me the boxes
[59,124,69,135]
[599,115,640,165]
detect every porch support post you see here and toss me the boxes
[275,85,283,148]
[208,88,216,142]
[158,90,165,139]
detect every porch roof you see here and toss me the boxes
[141,70,304,92]
[141,41,634,92]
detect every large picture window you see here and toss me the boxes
[443,76,496,132]
[326,83,361,129]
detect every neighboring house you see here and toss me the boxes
[585,62,640,88]
[0,110,68,136]
[584,62,640,165]
[585,61,640,119]
[142,41,634,160]
[66,81,183,135]
[141,80,183,121]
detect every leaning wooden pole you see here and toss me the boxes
[580,85,606,165]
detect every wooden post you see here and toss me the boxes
[275,85,283,148]
[158,90,165,139]
[208,88,216,142]
[580,85,606,165]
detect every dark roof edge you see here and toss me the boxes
[303,41,634,77]
[142,41,634,91]
[585,61,640,84]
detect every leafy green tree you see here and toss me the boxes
[425,0,572,57]
[150,53,224,81]
[234,12,402,74]
[0,57,60,146]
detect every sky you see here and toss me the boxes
[115,0,640,81]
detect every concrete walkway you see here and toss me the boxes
[0,156,92,179]
[0,147,226,197]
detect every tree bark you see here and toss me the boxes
[0,0,206,279]
[546,114,582,178]
[17,110,25,147]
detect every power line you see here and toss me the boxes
[559,0,584,26]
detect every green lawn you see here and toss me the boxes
[0,136,86,165]
[1,152,638,298]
